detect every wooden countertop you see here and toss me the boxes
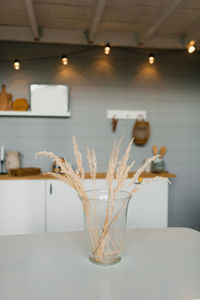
[0,171,176,180]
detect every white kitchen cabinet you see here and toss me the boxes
[85,178,168,229]
[0,177,169,236]
[85,178,168,228]
[84,179,107,190]
[46,178,168,231]
[46,179,108,233]
[46,180,84,232]
[127,179,168,228]
[0,180,45,235]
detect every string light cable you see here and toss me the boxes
[0,45,198,69]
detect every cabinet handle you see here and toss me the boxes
[50,183,53,195]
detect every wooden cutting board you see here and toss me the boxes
[0,84,13,110]
[9,168,41,176]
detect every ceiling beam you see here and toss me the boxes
[139,0,184,45]
[88,0,107,42]
[0,26,183,49]
[24,0,39,40]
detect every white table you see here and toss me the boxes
[0,228,199,300]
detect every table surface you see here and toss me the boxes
[0,228,199,300]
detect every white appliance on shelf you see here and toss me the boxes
[30,84,69,115]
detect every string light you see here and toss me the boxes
[104,43,111,55]
[61,54,68,65]
[188,41,196,54]
[2,47,196,72]
[13,59,20,70]
[148,53,155,64]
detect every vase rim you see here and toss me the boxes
[81,189,132,201]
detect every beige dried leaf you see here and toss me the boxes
[128,155,159,189]
[73,136,85,181]
[106,138,122,190]
[91,149,97,181]
[114,139,134,194]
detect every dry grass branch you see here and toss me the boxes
[73,136,85,181]
[128,155,159,193]
[36,137,164,263]
[106,138,122,191]
[114,139,134,195]
[87,148,97,182]
[35,150,91,215]
[91,149,97,181]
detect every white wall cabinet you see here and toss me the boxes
[0,180,45,235]
[0,178,169,235]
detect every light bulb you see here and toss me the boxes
[104,43,111,55]
[61,55,68,65]
[13,59,20,70]
[148,54,155,64]
[188,44,196,54]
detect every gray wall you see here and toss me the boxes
[0,42,200,230]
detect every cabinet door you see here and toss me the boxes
[85,178,168,228]
[46,180,84,232]
[46,178,168,232]
[0,180,45,235]
[84,179,106,190]
[127,179,168,228]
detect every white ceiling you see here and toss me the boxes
[0,0,200,49]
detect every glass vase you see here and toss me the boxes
[79,189,131,266]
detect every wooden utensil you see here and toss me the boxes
[160,146,167,157]
[13,98,29,111]
[9,168,41,176]
[0,84,12,110]
[152,145,158,155]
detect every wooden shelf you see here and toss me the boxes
[0,111,71,118]
[93,172,176,179]
[0,172,176,180]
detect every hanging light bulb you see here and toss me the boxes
[13,59,20,70]
[148,54,155,64]
[104,43,111,55]
[61,55,68,65]
[188,41,196,54]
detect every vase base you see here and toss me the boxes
[89,256,121,266]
